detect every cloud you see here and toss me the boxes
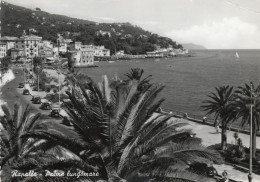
[166,17,260,49]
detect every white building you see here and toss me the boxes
[96,30,111,37]
[70,46,94,67]
[116,50,125,56]
[39,40,53,49]
[0,36,19,50]
[56,34,72,53]
[0,42,7,58]
[94,45,110,57]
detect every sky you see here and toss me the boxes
[4,0,260,49]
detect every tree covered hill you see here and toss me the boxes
[1,1,182,54]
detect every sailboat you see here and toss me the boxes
[235,52,239,60]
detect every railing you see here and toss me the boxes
[160,107,260,137]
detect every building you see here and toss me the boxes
[15,34,42,60]
[96,30,111,37]
[70,47,94,67]
[0,36,19,50]
[39,46,54,58]
[70,42,82,51]
[0,42,7,58]
[56,34,72,53]
[38,40,54,49]
[10,48,24,60]
[115,50,125,56]
[94,45,110,57]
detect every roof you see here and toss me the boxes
[0,36,19,41]
[20,34,42,40]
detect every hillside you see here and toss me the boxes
[181,43,206,49]
[1,1,182,55]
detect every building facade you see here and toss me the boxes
[10,48,24,60]
[94,45,110,57]
[70,42,82,51]
[70,47,94,67]
[15,34,42,60]
[0,36,18,50]
[56,34,72,53]
[0,42,7,58]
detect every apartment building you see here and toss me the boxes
[15,34,42,60]
[0,42,7,58]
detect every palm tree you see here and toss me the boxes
[0,104,46,181]
[0,104,95,182]
[201,85,236,150]
[21,69,222,181]
[0,104,43,167]
[233,82,260,158]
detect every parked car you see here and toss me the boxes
[40,102,51,110]
[50,108,60,117]
[18,83,24,88]
[33,97,41,104]
[23,89,30,95]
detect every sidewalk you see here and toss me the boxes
[174,116,260,182]
[188,121,260,149]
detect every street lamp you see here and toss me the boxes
[58,68,61,111]
[37,66,40,96]
[248,82,253,182]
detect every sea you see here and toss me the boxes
[77,49,260,119]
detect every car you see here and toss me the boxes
[18,83,24,88]
[33,96,41,104]
[50,108,60,117]
[40,102,51,110]
[23,89,30,95]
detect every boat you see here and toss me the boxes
[108,61,115,63]
[235,52,239,60]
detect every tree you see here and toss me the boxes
[233,83,260,158]
[0,56,11,72]
[0,104,44,167]
[0,104,88,181]
[21,69,222,182]
[32,57,42,70]
[201,86,236,150]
